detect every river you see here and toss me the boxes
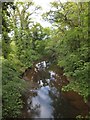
[21,61,89,118]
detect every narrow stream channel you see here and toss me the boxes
[21,61,89,118]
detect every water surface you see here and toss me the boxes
[22,61,89,118]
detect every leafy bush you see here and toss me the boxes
[3,82,22,118]
[2,58,27,118]
[62,80,89,102]
[57,26,89,102]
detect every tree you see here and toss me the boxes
[2,2,15,58]
[43,1,89,102]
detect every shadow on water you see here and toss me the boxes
[21,61,89,118]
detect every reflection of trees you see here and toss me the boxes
[27,91,41,117]
[31,104,41,117]
[49,90,62,118]
[40,70,50,80]
[37,70,50,86]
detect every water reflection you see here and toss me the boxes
[25,62,56,118]
[27,85,54,118]
[22,61,89,118]
[36,61,47,70]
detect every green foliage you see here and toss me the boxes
[43,2,89,102]
[2,59,19,85]
[19,49,40,67]
[2,2,51,118]
[3,82,22,118]
[2,58,27,118]
[60,27,89,102]
[2,1,89,118]
[62,80,89,102]
[2,2,14,59]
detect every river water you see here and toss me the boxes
[21,61,89,118]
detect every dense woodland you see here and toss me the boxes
[1,1,90,118]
